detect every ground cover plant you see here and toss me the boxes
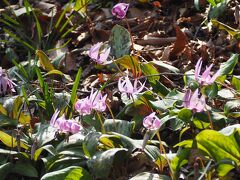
[0,0,240,179]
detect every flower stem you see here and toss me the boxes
[125,17,134,49]
[156,131,174,180]
[96,112,106,133]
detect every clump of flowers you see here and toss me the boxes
[88,42,111,64]
[183,89,206,113]
[0,67,16,95]
[118,76,145,97]
[75,89,107,115]
[50,110,81,134]
[142,112,161,150]
[143,112,161,130]
[195,58,221,86]
[112,3,129,19]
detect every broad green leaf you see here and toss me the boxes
[104,119,134,136]
[231,76,240,91]
[202,82,218,99]
[34,145,56,161]
[84,132,101,156]
[41,166,91,180]
[224,100,240,118]
[0,162,38,178]
[195,130,240,176]
[36,50,55,72]
[219,124,240,136]
[33,124,57,146]
[151,60,180,73]
[218,54,239,75]
[141,63,160,81]
[13,96,23,119]
[87,148,128,179]
[109,25,131,58]
[0,114,17,127]
[18,112,31,125]
[177,108,192,123]
[130,172,171,180]
[171,149,190,178]
[0,130,29,150]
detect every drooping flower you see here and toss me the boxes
[0,67,16,95]
[112,3,129,19]
[183,89,206,113]
[75,89,107,115]
[143,112,161,130]
[50,110,81,134]
[118,76,145,96]
[88,42,111,64]
[194,58,221,86]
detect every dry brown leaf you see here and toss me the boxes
[170,25,188,59]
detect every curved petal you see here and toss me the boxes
[88,42,102,60]
[195,58,202,81]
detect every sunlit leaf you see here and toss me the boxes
[130,172,171,180]
[0,131,29,150]
[36,50,55,72]
[109,25,131,59]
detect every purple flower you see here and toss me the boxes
[75,89,107,115]
[50,110,81,134]
[112,3,129,19]
[143,112,161,130]
[88,42,111,64]
[118,76,145,96]
[0,67,16,95]
[183,89,206,113]
[195,58,221,86]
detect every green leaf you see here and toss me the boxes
[74,0,91,13]
[0,162,38,178]
[202,82,218,99]
[66,68,82,118]
[195,130,240,176]
[87,148,128,179]
[104,119,134,136]
[12,96,23,119]
[151,60,180,73]
[130,172,171,180]
[44,69,64,76]
[231,76,240,92]
[224,100,240,118]
[109,25,131,58]
[218,54,239,76]
[0,114,17,127]
[36,50,55,72]
[0,130,29,150]
[177,108,192,123]
[141,63,160,81]
[34,145,56,161]
[41,166,91,180]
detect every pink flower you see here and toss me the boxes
[118,76,145,96]
[195,58,221,85]
[112,3,129,19]
[183,89,206,113]
[75,89,107,115]
[50,110,81,134]
[143,112,161,130]
[0,67,16,95]
[88,42,111,64]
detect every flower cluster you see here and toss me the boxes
[183,58,221,112]
[112,3,129,19]
[75,89,107,115]
[183,89,206,113]
[0,67,16,95]
[143,112,161,130]
[50,110,81,134]
[195,58,220,86]
[88,42,111,64]
[118,76,145,97]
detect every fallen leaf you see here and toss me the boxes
[170,26,188,59]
